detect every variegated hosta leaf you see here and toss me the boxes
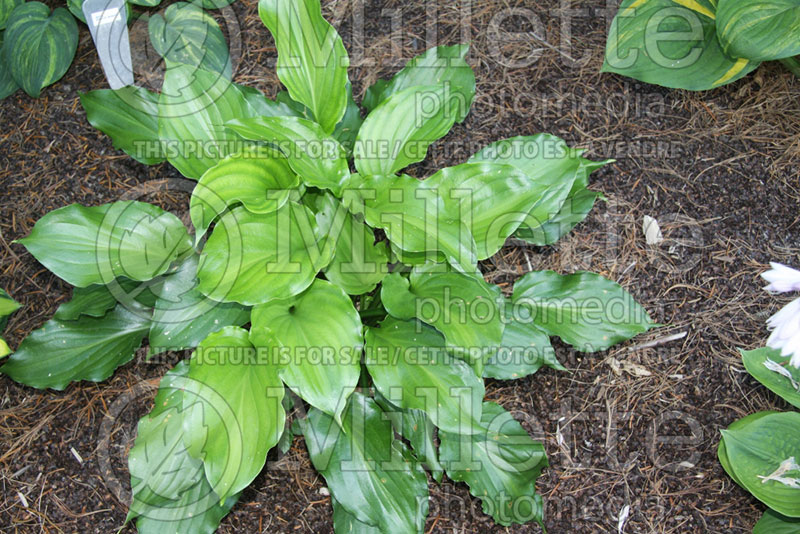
[602,0,758,90]
[439,402,547,527]
[181,327,285,501]
[365,316,484,435]
[0,0,24,29]
[251,278,362,422]
[0,32,19,100]
[2,2,78,97]
[149,2,231,77]
[303,392,429,534]
[258,0,349,133]
[717,0,800,62]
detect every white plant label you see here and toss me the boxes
[83,0,134,89]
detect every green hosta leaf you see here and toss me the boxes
[80,86,165,165]
[182,327,285,500]
[512,270,655,352]
[355,84,460,176]
[602,0,757,90]
[66,0,85,23]
[3,2,78,97]
[197,202,331,305]
[17,201,192,288]
[159,63,252,179]
[484,300,564,380]
[345,174,477,273]
[190,148,301,240]
[149,255,250,355]
[0,339,10,358]
[258,0,349,133]
[134,481,237,534]
[332,497,382,534]
[365,316,484,435]
[53,284,118,321]
[195,0,236,9]
[0,33,19,100]
[718,411,776,489]
[303,392,429,534]
[312,193,388,295]
[374,392,444,483]
[332,83,363,157]
[363,44,475,123]
[741,347,800,409]
[149,2,231,77]
[754,510,800,534]
[129,0,161,7]
[0,0,23,29]
[522,187,601,245]
[251,279,362,422]
[226,116,350,195]
[0,304,149,390]
[236,84,302,119]
[717,0,800,62]
[721,411,800,517]
[381,270,503,370]
[0,288,20,318]
[439,402,547,527]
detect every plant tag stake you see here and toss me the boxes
[83,0,133,89]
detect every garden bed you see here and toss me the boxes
[1,0,799,532]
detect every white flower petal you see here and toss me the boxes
[763,263,800,293]
[767,297,800,368]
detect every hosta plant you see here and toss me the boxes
[603,0,800,91]
[1,0,656,532]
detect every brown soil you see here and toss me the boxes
[2,0,799,533]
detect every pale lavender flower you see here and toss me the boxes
[766,297,800,367]
[762,262,800,293]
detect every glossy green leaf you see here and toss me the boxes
[258,0,349,133]
[512,270,655,352]
[717,411,776,489]
[0,33,19,100]
[717,0,800,62]
[522,187,601,245]
[602,0,757,90]
[721,411,800,517]
[80,86,165,165]
[251,279,362,422]
[53,284,118,321]
[355,84,460,176]
[149,255,250,355]
[3,2,78,97]
[190,148,300,239]
[17,201,192,288]
[0,304,149,390]
[381,270,503,370]
[365,316,484,434]
[236,83,302,119]
[363,44,475,123]
[754,509,800,534]
[439,402,547,527]
[149,2,231,77]
[303,392,429,534]
[332,82,363,156]
[65,0,85,23]
[197,202,331,305]
[159,63,252,179]
[332,496,383,534]
[0,288,20,318]
[182,326,285,500]
[226,116,350,195]
[311,193,388,295]
[0,0,23,29]
[134,480,237,534]
[741,347,800,409]
[484,300,564,380]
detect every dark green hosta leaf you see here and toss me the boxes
[227,116,350,195]
[149,2,231,77]
[197,202,332,305]
[717,0,800,62]
[149,255,250,356]
[754,510,800,534]
[0,304,149,390]
[18,201,192,288]
[312,193,388,295]
[129,0,161,7]
[0,33,19,100]
[332,497,382,534]
[741,347,800,409]
[374,392,444,483]
[333,83,363,156]
[3,2,78,97]
[355,85,460,176]
[190,148,300,240]
[602,0,757,90]
[0,0,23,29]
[363,44,475,122]
[381,270,503,371]
[366,317,484,435]
[440,402,547,527]
[54,284,118,321]
[251,279,362,422]
[80,86,165,165]
[182,327,285,500]
[721,411,800,517]
[523,187,601,245]
[134,480,237,534]
[484,300,564,380]
[303,392,429,534]
[512,270,655,352]
[258,0,349,133]
[159,63,252,179]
